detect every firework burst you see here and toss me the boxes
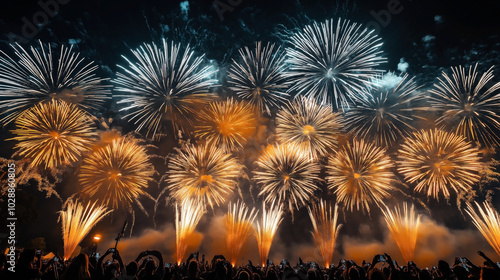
[11,99,97,169]
[255,200,284,267]
[228,42,288,114]
[59,199,112,260]
[344,73,426,147]
[326,140,395,212]
[397,129,482,199]
[115,39,217,138]
[253,143,321,213]
[430,64,500,147]
[0,41,110,124]
[307,199,342,268]
[165,143,243,209]
[276,96,341,159]
[79,137,155,211]
[226,201,258,266]
[176,199,206,265]
[466,201,500,257]
[382,203,421,263]
[195,98,256,152]
[286,18,385,108]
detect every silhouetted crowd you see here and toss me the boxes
[1,248,499,280]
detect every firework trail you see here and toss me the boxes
[382,203,421,263]
[326,139,395,212]
[255,200,284,267]
[11,99,97,169]
[165,143,243,209]
[276,96,341,159]
[0,41,110,124]
[115,39,217,138]
[307,199,342,268]
[344,73,426,147]
[253,143,321,214]
[226,201,258,266]
[397,129,482,199]
[79,137,155,211]
[176,199,206,265]
[286,18,385,109]
[59,199,112,260]
[430,64,500,148]
[466,201,500,257]
[195,98,256,153]
[228,42,289,115]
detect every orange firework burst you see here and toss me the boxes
[397,129,482,199]
[466,202,500,257]
[307,199,342,268]
[11,99,97,169]
[195,98,256,152]
[382,203,421,263]
[254,143,321,213]
[176,199,206,265]
[79,137,155,211]
[59,199,112,260]
[165,143,243,209]
[276,96,341,159]
[255,200,284,267]
[226,201,258,266]
[326,140,395,212]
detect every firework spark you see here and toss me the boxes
[228,42,288,115]
[226,201,258,266]
[276,96,341,159]
[255,200,284,267]
[115,39,217,138]
[307,199,342,268]
[344,73,426,147]
[11,99,97,169]
[397,129,482,199]
[430,64,500,148]
[382,203,421,263]
[79,137,155,211]
[286,18,385,108]
[0,41,110,124]
[59,199,112,260]
[165,143,243,209]
[195,98,256,152]
[326,140,395,212]
[253,143,321,213]
[176,199,206,265]
[466,202,500,257]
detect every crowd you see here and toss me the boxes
[1,248,499,280]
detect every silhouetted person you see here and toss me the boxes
[61,253,91,280]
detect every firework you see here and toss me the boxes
[79,137,155,211]
[165,143,243,208]
[0,41,110,124]
[344,73,426,147]
[397,129,482,199]
[195,98,256,152]
[286,18,385,108]
[226,201,258,266]
[59,199,112,260]
[11,99,97,169]
[228,42,288,114]
[115,39,217,138]
[326,140,395,212]
[466,202,500,256]
[430,64,500,147]
[382,203,421,263]
[253,143,321,213]
[176,199,206,265]
[255,200,284,267]
[307,199,342,268]
[276,96,341,159]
